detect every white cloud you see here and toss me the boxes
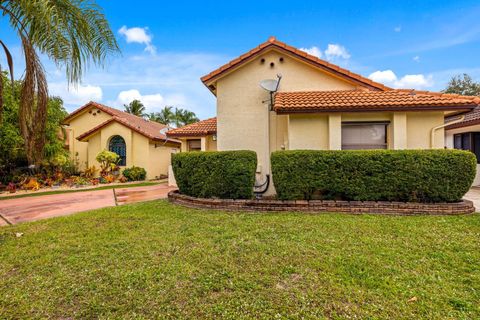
[368,69,433,89]
[49,83,102,106]
[299,46,322,58]
[118,25,156,54]
[325,44,351,60]
[394,26,402,32]
[116,89,164,110]
[396,74,432,88]
[368,70,397,83]
[413,55,420,62]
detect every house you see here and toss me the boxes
[63,101,181,179]
[167,117,217,151]
[169,36,479,195]
[445,107,480,185]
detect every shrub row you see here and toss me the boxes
[172,151,257,199]
[271,150,476,202]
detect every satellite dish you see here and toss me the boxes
[160,127,169,135]
[260,79,279,92]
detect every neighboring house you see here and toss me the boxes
[445,107,480,185]
[63,101,181,179]
[167,117,217,151]
[171,36,479,195]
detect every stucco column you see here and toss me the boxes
[328,114,342,150]
[201,137,207,151]
[392,112,407,150]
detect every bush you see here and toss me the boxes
[96,150,120,175]
[271,149,476,202]
[122,166,147,181]
[172,151,257,199]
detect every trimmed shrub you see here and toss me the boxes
[271,149,476,202]
[172,151,257,199]
[122,166,147,181]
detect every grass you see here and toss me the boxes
[1,201,479,319]
[0,181,161,201]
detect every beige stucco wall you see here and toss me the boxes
[406,111,444,149]
[215,49,357,194]
[288,114,329,150]
[178,136,217,152]
[149,143,177,179]
[67,108,112,170]
[287,111,445,151]
[85,124,179,180]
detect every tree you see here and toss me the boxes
[148,106,174,125]
[0,0,119,165]
[124,99,146,117]
[443,74,480,96]
[174,108,199,127]
[0,72,68,183]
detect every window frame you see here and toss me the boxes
[341,121,389,150]
[453,132,480,164]
[108,135,127,166]
[187,139,202,151]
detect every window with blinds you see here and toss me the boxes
[341,122,388,150]
[187,139,201,151]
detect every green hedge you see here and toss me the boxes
[122,166,147,181]
[271,149,476,202]
[172,151,257,199]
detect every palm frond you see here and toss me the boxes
[3,0,120,85]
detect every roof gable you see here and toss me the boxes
[67,102,180,143]
[201,37,390,94]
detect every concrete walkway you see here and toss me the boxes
[0,183,175,225]
[464,187,480,211]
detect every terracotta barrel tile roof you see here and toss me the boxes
[446,106,480,130]
[166,117,217,137]
[201,36,390,92]
[274,89,480,113]
[66,101,180,143]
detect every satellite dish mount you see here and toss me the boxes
[260,74,282,110]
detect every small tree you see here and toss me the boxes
[174,108,199,127]
[124,99,146,117]
[96,150,120,175]
[148,106,174,125]
[443,74,480,96]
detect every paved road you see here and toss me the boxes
[0,183,175,225]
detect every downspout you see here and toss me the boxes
[431,115,465,148]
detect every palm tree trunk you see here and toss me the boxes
[18,36,48,165]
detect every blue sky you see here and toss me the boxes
[1,0,480,118]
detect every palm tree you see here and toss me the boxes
[148,106,175,125]
[174,108,199,127]
[0,0,119,165]
[124,99,146,117]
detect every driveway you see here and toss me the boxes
[0,183,175,225]
[464,187,480,211]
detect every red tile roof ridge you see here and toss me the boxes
[201,37,390,92]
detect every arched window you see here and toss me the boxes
[109,135,126,166]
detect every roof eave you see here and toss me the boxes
[274,104,476,114]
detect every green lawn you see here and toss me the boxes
[1,201,479,319]
[0,181,161,201]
